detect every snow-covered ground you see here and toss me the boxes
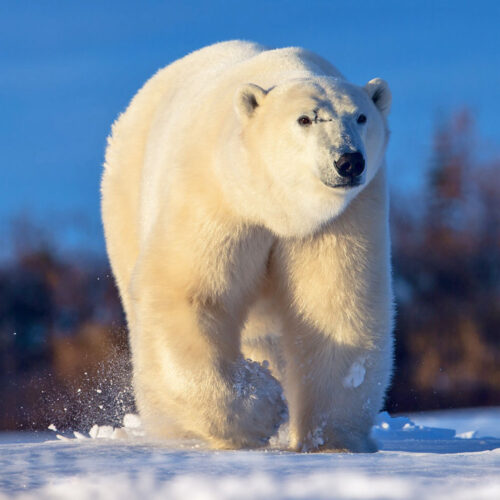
[1,408,499,500]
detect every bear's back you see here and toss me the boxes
[224,46,343,89]
[154,40,342,97]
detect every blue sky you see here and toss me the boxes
[1,0,499,253]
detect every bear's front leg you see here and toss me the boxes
[129,223,287,449]
[278,312,392,452]
[273,170,393,452]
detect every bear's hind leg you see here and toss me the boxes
[241,285,286,382]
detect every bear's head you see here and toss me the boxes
[233,76,391,237]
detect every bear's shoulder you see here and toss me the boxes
[173,41,344,84]
[252,46,344,80]
[175,40,266,71]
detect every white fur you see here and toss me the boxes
[101,40,393,452]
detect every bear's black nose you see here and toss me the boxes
[334,152,365,178]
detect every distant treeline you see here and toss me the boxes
[387,110,500,412]
[0,110,499,430]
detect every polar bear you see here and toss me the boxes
[101,40,393,452]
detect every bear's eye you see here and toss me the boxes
[297,115,312,126]
[357,114,367,124]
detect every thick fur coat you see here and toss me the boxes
[101,40,393,452]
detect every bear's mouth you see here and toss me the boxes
[322,178,364,189]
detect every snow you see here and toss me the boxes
[410,407,500,439]
[342,356,367,388]
[1,408,499,499]
[372,411,456,441]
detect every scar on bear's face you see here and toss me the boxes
[313,108,334,124]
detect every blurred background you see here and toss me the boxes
[1,0,499,431]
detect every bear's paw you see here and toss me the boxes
[215,357,288,448]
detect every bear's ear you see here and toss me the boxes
[364,78,391,117]
[235,83,267,121]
